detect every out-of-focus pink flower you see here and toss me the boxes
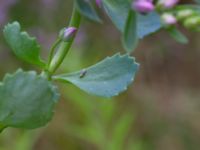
[132,0,155,14]
[158,0,179,9]
[161,13,177,25]
[96,0,102,7]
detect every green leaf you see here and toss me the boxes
[75,0,102,22]
[102,0,130,32]
[3,22,45,68]
[53,53,139,98]
[102,1,161,52]
[0,69,59,130]
[175,4,200,12]
[123,10,138,52]
[137,12,162,39]
[167,27,188,44]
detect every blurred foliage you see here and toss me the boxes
[1,0,200,150]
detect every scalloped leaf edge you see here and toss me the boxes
[0,69,60,129]
[53,53,139,98]
[3,22,45,68]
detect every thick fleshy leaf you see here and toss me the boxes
[75,0,102,22]
[3,22,45,67]
[102,0,130,32]
[137,12,162,39]
[123,10,138,52]
[0,69,59,131]
[53,53,139,97]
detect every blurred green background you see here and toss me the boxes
[1,0,200,150]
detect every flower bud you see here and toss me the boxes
[176,9,195,21]
[183,16,200,30]
[157,0,179,9]
[161,13,177,25]
[59,27,77,42]
[132,0,154,14]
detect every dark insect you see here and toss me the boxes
[79,69,87,78]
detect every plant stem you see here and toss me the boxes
[47,38,62,68]
[48,5,81,75]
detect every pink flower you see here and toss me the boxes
[161,13,177,25]
[60,27,77,42]
[132,0,155,14]
[158,0,179,9]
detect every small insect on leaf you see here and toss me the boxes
[79,69,87,78]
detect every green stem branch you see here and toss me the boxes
[48,5,81,75]
[47,38,62,68]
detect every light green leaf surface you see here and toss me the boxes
[75,0,102,22]
[0,69,59,130]
[123,10,138,52]
[54,53,139,97]
[3,22,45,67]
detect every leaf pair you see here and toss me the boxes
[0,54,138,132]
[3,21,139,98]
[0,55,138,131]
[2,21,139,131]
